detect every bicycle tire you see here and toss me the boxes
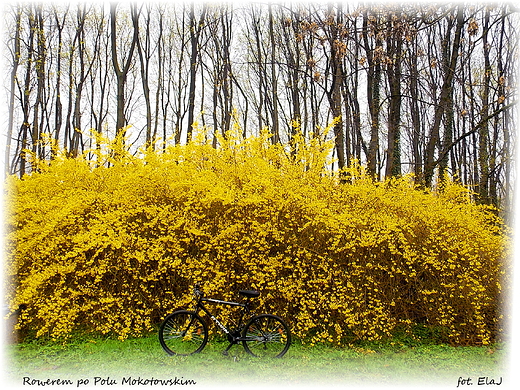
[159,310,208,356]
[242,314,291,358]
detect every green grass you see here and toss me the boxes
[5,335,508,388]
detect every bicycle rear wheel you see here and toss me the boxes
[242,314,291,358]
[159,310,208,356]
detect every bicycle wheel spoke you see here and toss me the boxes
[159,311,208,356]
[242,314,291,358]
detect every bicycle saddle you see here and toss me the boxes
[239,290,260,298]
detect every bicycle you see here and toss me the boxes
[158,283,291,358]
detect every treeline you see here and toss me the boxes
[3,2,518,208]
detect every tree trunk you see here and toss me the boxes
[385,14,403,178]
[71,5,88,158]
[363,9,382,178]
[187,3,206,143]
[110,2,138,137]
[409,40,422,181]
[423,6,464,188]
[52,5,68,159]
[478,8,491,203]
[17,6,36,176]
[5,5,21,176]
[268,3,280,144]
[133,4,153,147]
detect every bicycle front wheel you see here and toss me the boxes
[159,310,208,356]
[242,314,291,358]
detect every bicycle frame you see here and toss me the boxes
[192,295,251,340]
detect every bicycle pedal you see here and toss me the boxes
[222,350,229,356]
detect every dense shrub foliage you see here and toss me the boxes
[5,126,511,345]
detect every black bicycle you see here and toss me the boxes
[158,283,291,358]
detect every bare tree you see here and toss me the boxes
[186,3,207,142]
[362,8,383,178]
[110,2,138,136]
[15,5,36,176]
[5,4,22,176]
[132,4,153,147]
[268,3,280,144]
[384,9,404,178]
[423,6,464,188]
[51,4,69,157]
[323,4,347,170]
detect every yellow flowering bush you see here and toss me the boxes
[5,125,510,346]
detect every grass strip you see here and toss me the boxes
[5,335,508,388]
